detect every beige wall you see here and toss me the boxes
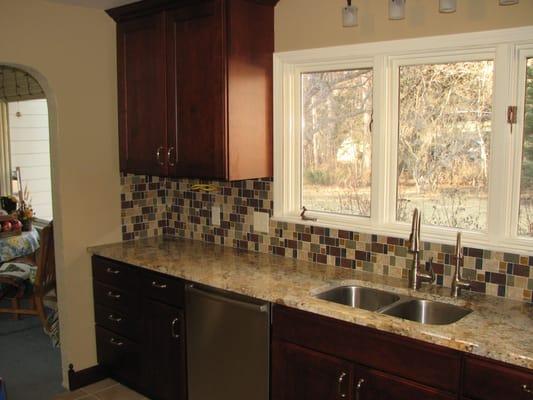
[0,0,121,386]
[275,0,533,52]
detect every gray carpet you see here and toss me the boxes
[0,302,65,400]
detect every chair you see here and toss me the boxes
[0,222,56,332]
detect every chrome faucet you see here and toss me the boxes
[407,208,435,290]
[451,232,471,297]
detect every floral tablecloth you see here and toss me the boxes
[0,229,39,263]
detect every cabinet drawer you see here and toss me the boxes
[93,281,139,315]
[273,305,461,392]
[463,356,533,400]
[96,326,140,387]
[95,304,140,341]
[141,270,184,308]
[92,256,139,290]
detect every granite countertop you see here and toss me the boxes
[88,236,533,370]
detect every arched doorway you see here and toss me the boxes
[0,64,64,399]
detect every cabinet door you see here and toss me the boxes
[354,366,455,400]
[166,0,226,179]
[142,298,186,400]
[96,326,140,388]
[117,13,167,176]
[272,340,354,400]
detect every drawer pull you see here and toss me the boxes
[108,314,123,323]
[105,267,120,275]
[171,317,180,339]
[109,337,124,347]
[151,281,167,289]
[523,384,533,395]
[107,291,121,299]
[355,378,365,400]
[337,372,347,398]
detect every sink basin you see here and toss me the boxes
[315,285,400,312]
[380,299,472,325]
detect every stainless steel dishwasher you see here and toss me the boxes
[185,284,270,400]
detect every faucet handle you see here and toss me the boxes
[425,257,436,282]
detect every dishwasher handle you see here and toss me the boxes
[186,284,269,313]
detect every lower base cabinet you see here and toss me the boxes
[272,340,355,400]
[142,298,186,400]
[272,340,454,400]
[92,256,186,400]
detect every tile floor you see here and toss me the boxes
[53,378,148,400]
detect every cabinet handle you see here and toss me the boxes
[151,281,167,289]
[171,317,180,339]
[105,267,120,275]
[355,378,365,400]
[168,147,176,167]
[107,291,121,299]
[107,314,122,323]
[156,146,165,166]
[109,337,124,347]
[337,372,347,398]
[523,384,533,395]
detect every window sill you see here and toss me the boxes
[272,214,533,257]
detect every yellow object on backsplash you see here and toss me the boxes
[190,184,219,193]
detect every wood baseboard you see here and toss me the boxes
[68,364,107,391]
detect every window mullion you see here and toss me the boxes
[488,44,516,244]
[371,55,388,226]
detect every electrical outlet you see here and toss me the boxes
[253,211,270,233]
[211,206,221,226]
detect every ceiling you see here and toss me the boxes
[45,0,140,9]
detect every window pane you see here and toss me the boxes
[396,61,493,231]
[301,69,373,217]
[518,58,533,237]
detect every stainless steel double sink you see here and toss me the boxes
[315,285,472,325]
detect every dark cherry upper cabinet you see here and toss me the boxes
[108,0,277,180]
[272,340,355,400]
[116,13,167,176]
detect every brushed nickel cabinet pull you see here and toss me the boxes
[171,317,180,339]
[156,146,165,166]
[110,337,124,347]
[106,267,120,275]
[107,291,121,299]
[337,372,347,398]
[168,146,176,167]
[355,378,365,400]
[151,281,167,289]
[108,314,123,323]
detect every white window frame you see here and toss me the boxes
[273,26,533,255]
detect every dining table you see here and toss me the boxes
[0,229,40,263]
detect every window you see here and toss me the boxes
[301,69,373,217]
[396,61,493,231]
[518,57,533,237]
[274,27,533,254]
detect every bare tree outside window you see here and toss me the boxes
[518,58,533,237]
[301,69,373,217]
[396,61,494,231]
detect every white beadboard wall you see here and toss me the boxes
[8,99,53,220]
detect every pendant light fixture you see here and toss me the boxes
[439,0,457,13]
[389,0,406,20]
[342,0,358,27]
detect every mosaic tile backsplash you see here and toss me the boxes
[121,174,533,303]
